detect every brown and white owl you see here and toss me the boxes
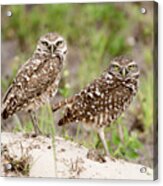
[52,56,139,156]
[1,32,67,135]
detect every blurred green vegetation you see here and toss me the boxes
[2,2,154,166]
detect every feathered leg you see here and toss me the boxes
[28,110,42,135]
[97,128,110,156]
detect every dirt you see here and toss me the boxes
[1,132,154,180]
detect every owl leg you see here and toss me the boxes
[29,110,42,135]
[97,128,110,156]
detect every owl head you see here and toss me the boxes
[35,32,67,59]
[109,56,139,81]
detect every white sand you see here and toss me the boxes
[1,132,153,180]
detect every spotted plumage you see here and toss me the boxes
[1,32,67,134]
[52,56,139,156]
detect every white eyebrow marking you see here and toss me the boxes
[41,39,50,43]
[41,37,64,45]
[111,61,121,66]
[127,61,137,66]
[53,37,64,44]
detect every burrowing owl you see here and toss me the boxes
[52,56,139,156]
[1,32,67,135]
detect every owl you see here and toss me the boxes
[52,56,139,156]
[1,32,67,135]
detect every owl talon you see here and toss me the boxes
[87,149,106,163]
[34,129,43,136]
[104,154,116,162]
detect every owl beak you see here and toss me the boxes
[51,45,56,54]
[121,68,126,78]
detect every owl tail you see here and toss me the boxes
[58,118,66,126]
[57,108,74,126]
[52,97,74,112]
[1,84,15,119]
[57,116,73,126]
[1,107,9,119]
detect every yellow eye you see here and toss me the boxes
[113,66,120,72]
[128,65,136,71]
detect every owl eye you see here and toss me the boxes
[128,65,137,71]
[41,41,49,46]
[112,65,120,72]
[56,40,63,47]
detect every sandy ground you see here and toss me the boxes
[1,132,153,180]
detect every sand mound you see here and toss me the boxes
[1,132,153,180]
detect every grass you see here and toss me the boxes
[110,123,143,160]
[1,2,154,165]
[138,74,153,130]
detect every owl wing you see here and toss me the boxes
[2,57,41,103]
[18,56,61,99]
[2,56,62,119]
